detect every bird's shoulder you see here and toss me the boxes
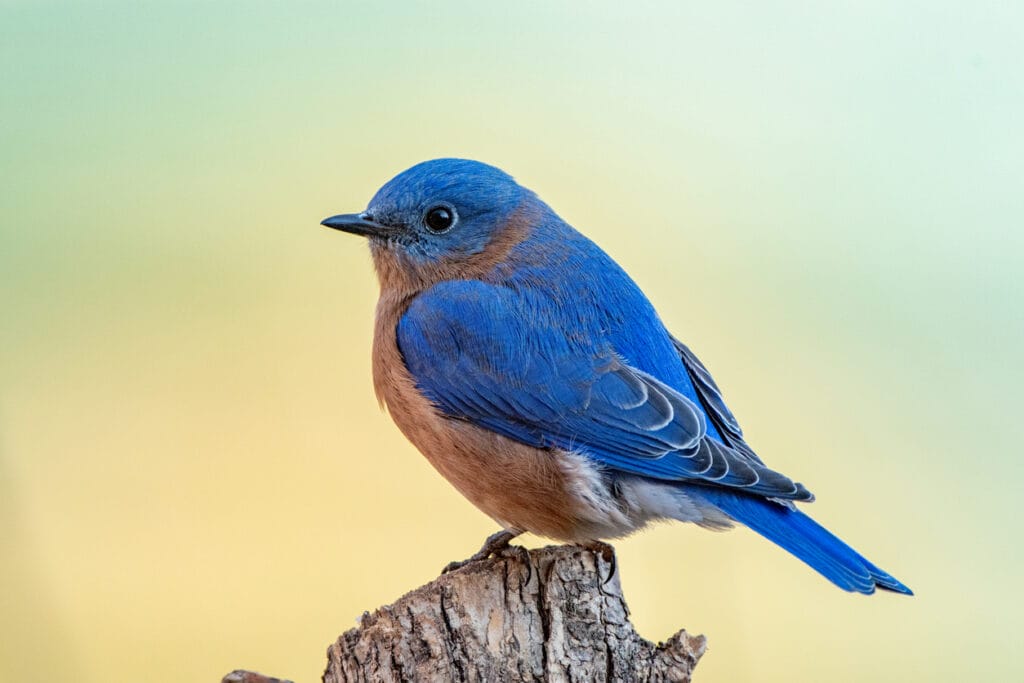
[397,224,695,392]
[398,279,578,383]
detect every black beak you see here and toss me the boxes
[320,212,395,238]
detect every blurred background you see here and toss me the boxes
[2,1,1022,681]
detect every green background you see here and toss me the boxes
[3,2,1022,681]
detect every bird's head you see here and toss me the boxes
[322,159,534,289]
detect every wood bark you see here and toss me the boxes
[323,544,704,682]
[222,544,705,682]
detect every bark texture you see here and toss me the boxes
[324,544,705,682]
[221,671,294,683]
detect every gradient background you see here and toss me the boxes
[3,2,1022,681]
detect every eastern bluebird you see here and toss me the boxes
[321,159,911,595]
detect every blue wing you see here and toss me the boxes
[397,280,812,500]
[670,336,775,469]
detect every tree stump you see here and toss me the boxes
[325,544,704,682]
[223,544,704,682]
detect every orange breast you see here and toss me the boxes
[370,290,590,541]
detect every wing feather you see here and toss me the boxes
[399,281,812,501]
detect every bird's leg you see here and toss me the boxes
[442,529,522,574]
[578,539,618,585]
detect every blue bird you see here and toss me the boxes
[322,158,911,595]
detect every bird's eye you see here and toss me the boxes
[424,205,456,233]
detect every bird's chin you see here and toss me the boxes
[367,236,404,264]
[367,235,394,252]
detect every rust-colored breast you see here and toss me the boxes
[361,201,637,541]
[371,291,589,540]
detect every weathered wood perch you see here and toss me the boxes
[224,544,705,682]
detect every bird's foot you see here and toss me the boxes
[577,539,618,585]
[442,529,522,574]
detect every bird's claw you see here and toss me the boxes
[579,540,618,586]
[442,529,522,574]
[441,552,490,575]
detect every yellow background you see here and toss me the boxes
[3,2,1022,681]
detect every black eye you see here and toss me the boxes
[424,205,456,233]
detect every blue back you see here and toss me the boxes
[492,216,712,421]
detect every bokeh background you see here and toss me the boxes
[3,2,1022,681]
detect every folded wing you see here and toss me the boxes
[398,280,812,501]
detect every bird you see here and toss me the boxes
[321,158,911,595]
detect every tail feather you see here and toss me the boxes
[698,488,912,595]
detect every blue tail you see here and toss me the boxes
[699,488,912,595]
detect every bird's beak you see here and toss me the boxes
[320,212,395,239]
